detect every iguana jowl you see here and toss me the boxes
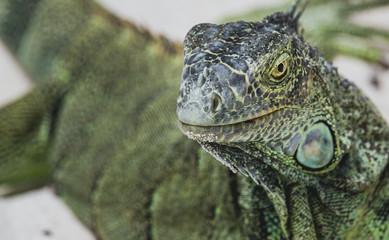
[177,1,389,239]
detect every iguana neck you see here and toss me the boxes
[312,54,389,192]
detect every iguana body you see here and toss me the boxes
[0,0,387,239]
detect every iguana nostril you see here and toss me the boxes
[203,66,209,77]
[278,63,284,72]
[211,94,222,113]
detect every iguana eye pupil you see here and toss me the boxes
[277,63,284,73]
[296,122,334,169]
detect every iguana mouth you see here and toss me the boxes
[178,108,287,143]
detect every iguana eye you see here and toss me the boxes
[271,53,290,81]
[296,122,334,169]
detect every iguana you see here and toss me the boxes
[177,1,389,239]
[0,0,388,239]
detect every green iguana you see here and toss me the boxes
[0,0,388,239]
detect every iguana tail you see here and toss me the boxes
[0,0,64,192]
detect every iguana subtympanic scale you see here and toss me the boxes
[177,2,389,239]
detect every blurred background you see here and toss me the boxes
[0,0,388,239]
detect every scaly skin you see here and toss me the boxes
[178,1,389,239]
[0,0,388,239]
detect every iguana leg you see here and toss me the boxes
[0,84,61,193]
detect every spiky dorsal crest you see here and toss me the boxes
[263,0,310,35]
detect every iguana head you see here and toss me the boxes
[177,0,343,177]
[176,1,349,233]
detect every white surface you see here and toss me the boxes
[0,188,95,240]
[350,6,389,31]
[97,0,288,41]
[0,41,31,108]
[0,1,388,240]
